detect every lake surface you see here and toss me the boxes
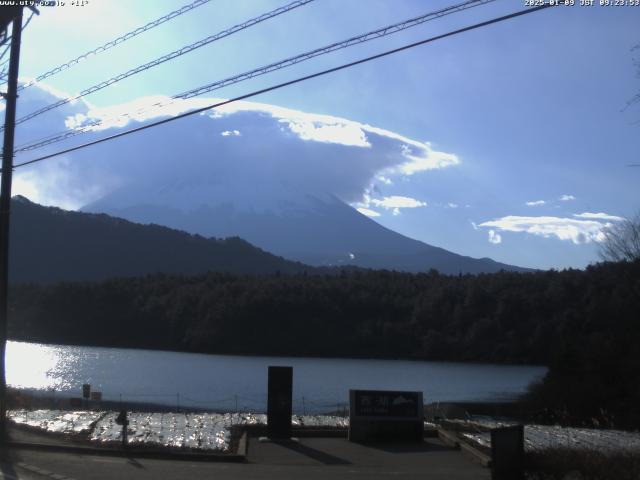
[7,341,546,413]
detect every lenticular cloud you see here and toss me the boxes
[13,85,459,210]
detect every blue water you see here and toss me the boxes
[7,341,545,413]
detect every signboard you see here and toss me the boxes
[90,391,102,401]
[267,366,293,439]
[491,425,524,480]
[353,390,420,417]
[82,383,91,399]
[349,389,423,443]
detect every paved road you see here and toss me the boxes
[3,437,489,480]
[0,458,40,480]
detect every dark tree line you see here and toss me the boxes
[7,260,640,427]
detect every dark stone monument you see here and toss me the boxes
[348,389,423,443]
[491,424,524,480]
[267,366,293,439]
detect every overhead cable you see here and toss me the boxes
[11,0,314,127]
[15,0,494,152]
[0,12,36,91]
[18,0,213,93]
[10,3,556,171]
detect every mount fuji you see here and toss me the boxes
[83,180,528,274]
[17,86,529,274]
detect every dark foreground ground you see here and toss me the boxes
[1,426,488,480]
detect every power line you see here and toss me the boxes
[10,3,556,171]
[15,0,496,153]
[10,0,314,128]
[22,10,35,31]
[17,0,213,93]
[176,0,495,101]
[0,45,9,67]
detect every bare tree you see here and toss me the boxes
[599,211,640,262]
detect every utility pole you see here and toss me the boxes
[0,7,24,439]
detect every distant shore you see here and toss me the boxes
[10,387,525,420]
[8,388,216,414]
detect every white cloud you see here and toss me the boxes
[356,207,381,217]
[354,195,427,217]
[12,176,40,202]
[526,200,546,206]
[13,157,119,210]
[76,94,173,130]
[370,196,427,209]
[447,202,458,208]
[221,130,241,137]
[221,101,374,148]
[488,230,502,244]
[285,118,369,147]
[479,215,612,244]
[394,144,460,175]
[559,194,576,201]
[573,212,625,222]
[72,94,460,175]
[470,221,479,230]
[20,77,86,104]
[14,85,462,210]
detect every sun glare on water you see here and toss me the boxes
[5,341,77,391]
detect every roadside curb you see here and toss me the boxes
[459,441,491,467]
[5,441,246,463]
[437,429,460,448]
[436,428,492,468]
[237,431,248,456]
[16,461,76,480]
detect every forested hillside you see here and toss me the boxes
[9,260,639,364]
[9,196,314,283]
[9,260,640,426]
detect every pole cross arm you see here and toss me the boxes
[0,7,22,35]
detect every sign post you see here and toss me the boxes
[82,383,90,409]
[267,366,293,439]
[491,425,524,480]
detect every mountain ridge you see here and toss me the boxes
[84,188,531,274]
[8,196,316,284]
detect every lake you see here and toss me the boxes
[7,340,546,414]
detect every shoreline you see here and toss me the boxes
[8,388,228,414]
[10,388,521,418]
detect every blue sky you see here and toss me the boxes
[6,0,640,270]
